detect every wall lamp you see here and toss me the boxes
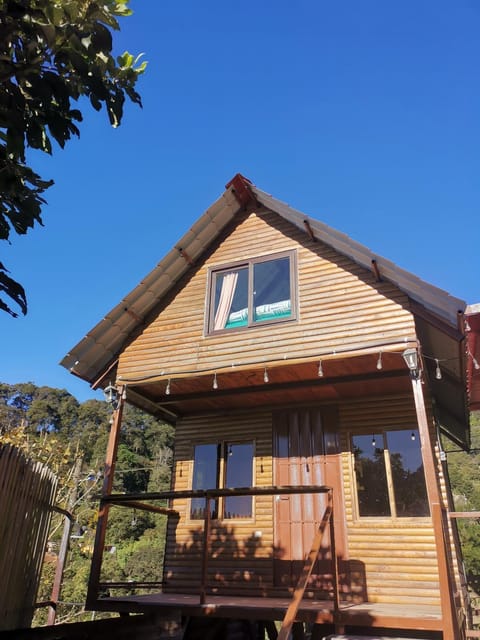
[402,348,420,379]
[103,382,119,408]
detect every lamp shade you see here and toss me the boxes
[402,348,418,372]
[103,382,118,405]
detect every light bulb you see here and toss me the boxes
[376,352,383,370]
[264,367,269,383]
[318,360,323,377]
[435,359,442,380]
[213,373,218,389]
[165,379,171,395]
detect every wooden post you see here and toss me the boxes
[47,508,73,625]
[200,495,211,605]
[329,490,340,630]
[86,390,125,608]
[409,372,459,640]
[47,456,83,624]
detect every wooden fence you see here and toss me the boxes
[0,445,58,631]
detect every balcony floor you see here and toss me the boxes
[92,592,443,632]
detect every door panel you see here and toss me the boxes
[273,407,330,589]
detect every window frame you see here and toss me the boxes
[189,440,255,522]
[351,428,430,521]
[205,249,298,335]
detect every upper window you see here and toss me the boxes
[352,429,429,518]
[206,251,297,333]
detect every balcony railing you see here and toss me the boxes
[89,484,336,637]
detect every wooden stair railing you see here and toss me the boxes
[278,489,337,640]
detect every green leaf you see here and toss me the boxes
[0,264,27,316]
[117,51,134,68]
[91,23,113,53]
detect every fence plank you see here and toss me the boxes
[0,445,58,631]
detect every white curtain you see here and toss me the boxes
[214,271,238,330]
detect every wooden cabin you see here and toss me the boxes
[62,174,480,640]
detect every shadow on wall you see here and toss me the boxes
[163,519,367,602]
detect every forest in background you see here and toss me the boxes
[0,381,479,625]
[0,382,174,624]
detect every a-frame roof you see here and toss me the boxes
[60,174,466,389]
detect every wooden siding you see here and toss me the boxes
[339,395,448,607]
[117,210,416,381]
[161,392,463,609]
[163,411,274,595]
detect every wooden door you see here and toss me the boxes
[273,407,341,592]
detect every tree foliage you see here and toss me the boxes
[0,0,146,316]
[444,412,480,587]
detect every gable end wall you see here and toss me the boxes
[117,210,416,380]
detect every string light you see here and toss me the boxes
[125,346,477,391]
[372,435,376,447]
[467,348,480,371]
[318,360,324,377]
[411,432,416,441]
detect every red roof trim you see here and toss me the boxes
[225,173,256,208]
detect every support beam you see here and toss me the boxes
[86,390,125,608]
[409,372,459,640]
[303,219,317,242]
[371,258,381,282]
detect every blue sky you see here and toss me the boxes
[1,1,479,402]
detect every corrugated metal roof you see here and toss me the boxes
[60,176,466,386]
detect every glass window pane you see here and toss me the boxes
[353,434,391,517]
[253,257,291,323]
[191,444,218,519]
[386,430,429,517]
[224,443,254,519]
[213,267,248,330]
